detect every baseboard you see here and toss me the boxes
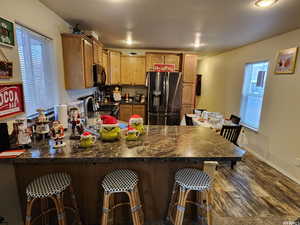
[242,146,300,185]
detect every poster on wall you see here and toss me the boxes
[0,83,25,120]
[0,48,13,79]
[274,47,298,74]
[0,17,15,47]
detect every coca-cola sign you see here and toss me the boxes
[0,83,25,120]
[153,64,175,72]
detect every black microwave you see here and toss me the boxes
[93,64,106,86]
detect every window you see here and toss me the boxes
[240,61,269,130]
[16,25,56,116]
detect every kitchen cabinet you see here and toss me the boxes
[182,83,195,105]
[121,56,146,85]
[146,53,181,72]
[146,53,165,71]
[182,54,198,83]
[132,105,145,117]
[119,104,133,122]
[119,104,146,122]
[92,39,103,65]
[164,54,181,71]
[62,34,94,89]
[109,51,121,85]
[102,50,108,75]
[83,40,94,88]
[181,104,194,119]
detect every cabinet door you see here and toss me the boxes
[121,56,134,85]
[109,51,121,85]
[181,104,193,120]
[164,54,181,71]
[62,35,85,89]
[120,104,132,122]
[132,105,145,118]
[83,39,94,88]
[182,83,195,105]
[146,53,164,71]
[102,51,108,75]
[183,54,198,83]
[133,57,146,85]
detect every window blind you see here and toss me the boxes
[16,25,55,116]
[240,61,269,130]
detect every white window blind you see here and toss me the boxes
[240,61,269,130]
[16,25,55,116]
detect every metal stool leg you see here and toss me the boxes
[101,191,111,225]
[68,185,82,225]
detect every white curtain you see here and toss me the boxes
[16,25,55,116]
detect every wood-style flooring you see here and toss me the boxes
[152,153,300,225]
[211,153,300,225]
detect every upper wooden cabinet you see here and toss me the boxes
[109,51,121,85]
[102,50,108,76]
[83,40,94,88]
[92,39,103,65]
[164,54,181,71]
[121,56,146,85]
[146,53,181,72]
[62,34,94,89]
[146,54,164,71]
[182,54,198,83]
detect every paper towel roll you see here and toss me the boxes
[54,105,68,129]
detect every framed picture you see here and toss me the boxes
[0,82,25,120]
[274,47,298,74]
[0,17,15,47]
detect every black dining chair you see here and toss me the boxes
[220,125,242,169]
[193,108,207,114]
[230,114,241,124]
[185,114,194,126]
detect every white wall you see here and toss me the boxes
[0,0,95,109]
[198,28,300,183]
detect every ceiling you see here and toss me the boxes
[40,0,300,55]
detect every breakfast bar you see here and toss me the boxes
[4,125,245,225]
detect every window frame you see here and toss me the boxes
[239,60,270,132]
[16,24,57,117]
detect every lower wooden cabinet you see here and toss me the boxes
[119,104,146,122]
[181,104,194,120]
[182,83,195,105]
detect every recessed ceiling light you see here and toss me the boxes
[255,0,278,8]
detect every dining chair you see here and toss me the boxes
[220,125,242,146]
[193,108,207,114]
[229,114,241,124]
[220,125,242,169]
[185,114,194,126]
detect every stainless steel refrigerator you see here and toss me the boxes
[147,72,182,125]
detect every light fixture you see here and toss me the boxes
[126,31,133,45]
[126,39,133,45]
[255,0,278,8]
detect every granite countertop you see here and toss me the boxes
[1,126,245,164]
[120,101,146,105]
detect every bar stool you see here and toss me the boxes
[25,172,82,225]
[101,169,144,225]
[167,168,213,225]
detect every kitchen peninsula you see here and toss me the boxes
[2,125,245,225]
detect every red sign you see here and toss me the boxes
[154,64,175,72]
[0,83,25,120]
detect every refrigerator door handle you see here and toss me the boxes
[165,72,170,115]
